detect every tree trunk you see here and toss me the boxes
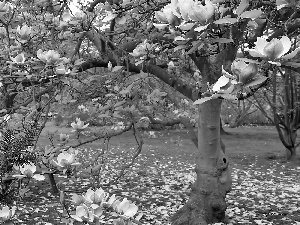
[171,99,232,225]
[286,147,297,161]
[220,118,230,135]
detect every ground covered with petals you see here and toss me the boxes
[5,126,300,225]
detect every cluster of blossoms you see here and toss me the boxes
[194,34,300,105]
[155,0,215,26]
[12,163,45,181]
[70,188,139,223]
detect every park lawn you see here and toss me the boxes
[6,125,300,225]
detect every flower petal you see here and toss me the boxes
[281,47,300,60]
[123,204,138,218]
[12,174,26,179]
[76,205,88,217]
[254,37,269,56]
[248,50,265,58]
[278,36,291,58]
[263,38,284,60]
[212,75,229,92]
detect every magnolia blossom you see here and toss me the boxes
[170,0,215,24]
[0,1,9,13]
[84,188,106,207]
[10,53,25,64]
[130,40,157,58]
[248,36,300,64]
[52,152,81,168]
[71,204,101,222]
[59,133,69,142]
[71,118,89,131]
[114,198,138,218]
[155,3,181,26]
[0,206,16,222]
[37,49,60,64]
[102,194,116,208]
[71,193,86,205]
[16,25,31,39]
[12,163,45,180]
[230,60,258,84]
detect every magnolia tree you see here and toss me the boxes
[0,0,300,224]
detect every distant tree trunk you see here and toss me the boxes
[286,148,297,161]
[220,118,229,135]
[171,99,231,225]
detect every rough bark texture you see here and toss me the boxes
[171,99,232,225]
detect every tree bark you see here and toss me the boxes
[171,99,232,225]
[286,147,297,161]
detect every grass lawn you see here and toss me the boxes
[3,124,300,225]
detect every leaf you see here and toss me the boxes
[114,100,126,107]
[237,58,261,64]
[283,62,300,68]
[187,41,204,55]
[219,93,238,100]
[236,0,249,15]
[193,96,212,105]
[153,23,168,30]
[212,38,233,43]
[179,23,195,30]
[240,9,263,19]
[74,58,85,66]
[112,66,123,72]
[174,45,187,52]
[194,24,209,32]
[245,77,268,87]
[214,18,238,24]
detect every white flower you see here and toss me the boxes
[37,49,60,64]
[248,36,300,64]
[84,188,106,206]
[71,118,89,131]
[114,198,138,218]
[71,204,93,222]
[188,0,215,24]
[155,3,181,26]
[52,152,81,168]
[0,206,16,222]
[59,133,69,142]
[10,53,25,64]
[12,163,45,180]
[171,0,215,24]
[230,60,258,84]
[0,1,9,13]
[16,25,31,39]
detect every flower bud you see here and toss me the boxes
[231,60,258,84]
